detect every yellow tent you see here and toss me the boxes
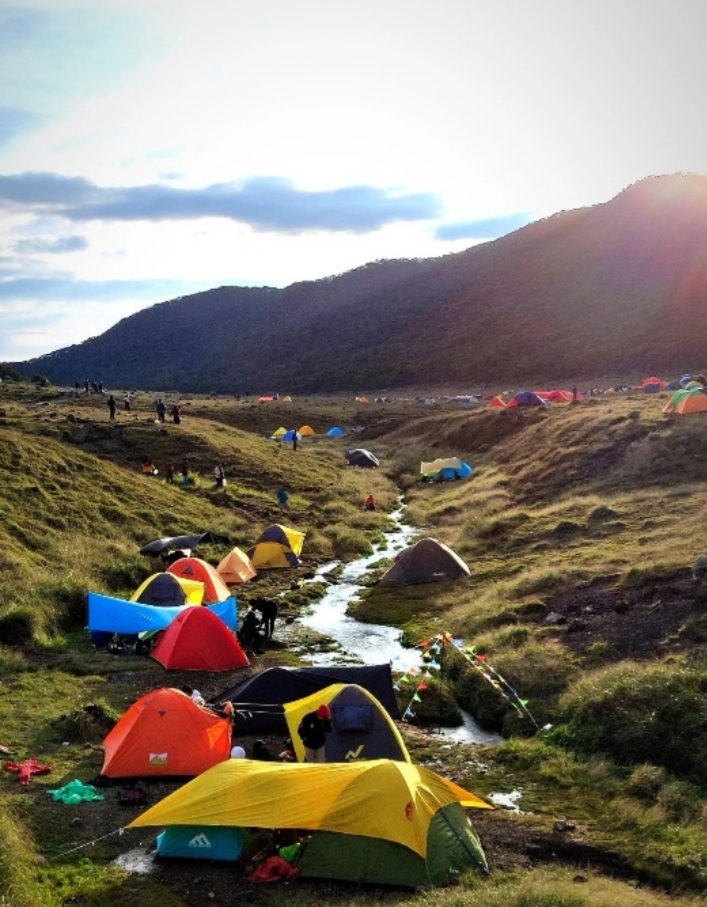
[129,758,490,858]
[131,573,204,605]
[270,426,287,440]
[284,683,411,763]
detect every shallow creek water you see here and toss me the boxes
[283,499,503,746]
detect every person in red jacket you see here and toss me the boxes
[297,704,332,762]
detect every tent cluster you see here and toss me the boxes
[104,666,490,887]
[87,556,248,670]
[488,389,576,408]
[420,457,473,482]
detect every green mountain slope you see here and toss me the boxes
[16,173,707,392]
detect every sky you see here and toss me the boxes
[1,0,706,363]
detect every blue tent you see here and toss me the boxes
[326,426,344,437]
[86,593,237,635]
[282,429,302,442]
[156,825,256,861]
[439,461,473,480]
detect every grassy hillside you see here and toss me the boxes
[18,173,707,393]
[1,382,706,906]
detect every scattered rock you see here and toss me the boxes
[544,612,566,625]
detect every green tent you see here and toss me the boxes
[295,802,487,886]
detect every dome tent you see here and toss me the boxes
[247,524,304,569]
[150,606,249,671]
[379,538,470,586]
[346,448,380,468]
[167,557,232,603]
[131,572,204,606]
[129,759,490,887]
[99,688,232,780]
[216,547,257,585]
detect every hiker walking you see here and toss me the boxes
[123,393,131,412]
[277,486,290,513]
[165,459,175,484]
[170,403,181,424]
[155,398,166,422]
[214,463,226,487]
[107,395,117,420]
[297,704,332,763]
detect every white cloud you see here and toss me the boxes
[1,0,707,361]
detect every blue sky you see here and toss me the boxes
[1,0,706,362]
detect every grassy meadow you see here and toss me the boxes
[1,381,706,906]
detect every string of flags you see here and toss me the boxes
[396,631,539,729]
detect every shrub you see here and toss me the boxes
[657,780,703,823]
[0,608,34,646]
[557,660,707,782]
[627,763,666,801]
[39,579,89,631]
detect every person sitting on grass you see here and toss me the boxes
[141,459,158,476]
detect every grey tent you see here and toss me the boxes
[379,537,470,586]
[139,532,228,555]
[346,448,380,468]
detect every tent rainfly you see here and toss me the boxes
[128,759,491,887]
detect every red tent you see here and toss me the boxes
[151,607,249,671]
[100,688,231,779]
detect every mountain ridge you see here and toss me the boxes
[14,172,707,393]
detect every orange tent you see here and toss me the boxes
[663,389,707,414]
[99,688,232,779]
[167,557,231,603]
[151,607,249,671]
[216,547,257,584]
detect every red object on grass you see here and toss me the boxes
[3,757,53,785]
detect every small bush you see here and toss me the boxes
[0,608,34,646]
[658,780,703,823]
[588,505,620,523]
[627,763,666,801]
[557,660,707,783]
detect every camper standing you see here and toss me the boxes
[277,486,290,513]
[297,704,332,763]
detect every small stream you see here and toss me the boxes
[285,499,503,745]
